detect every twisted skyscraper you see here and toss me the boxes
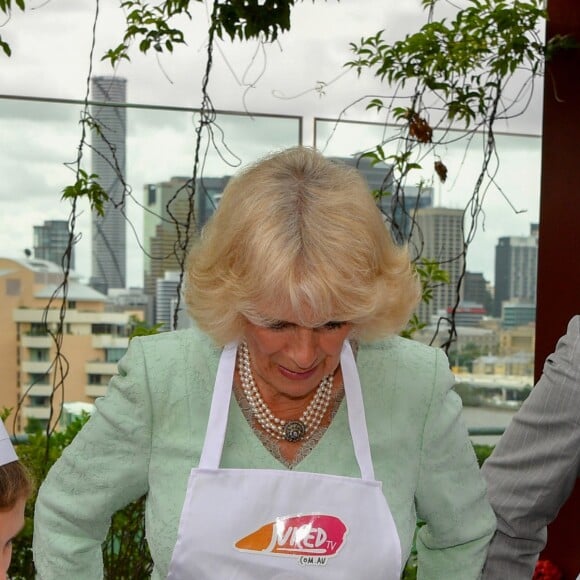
[89,76,127,294]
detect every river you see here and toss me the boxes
[461,406,518,445]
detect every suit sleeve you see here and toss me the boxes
[33,337,153,579]
[482,315,580,579]
[415,348,496,580]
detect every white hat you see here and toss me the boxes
[0,420,18,466]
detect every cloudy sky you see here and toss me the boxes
[0,0,545,287]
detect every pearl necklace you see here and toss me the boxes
[238,342,333,443]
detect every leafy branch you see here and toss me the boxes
[342,0,578,350]
[103,0,192,66]
[0,0,25,57]
[103,0,304,66]
[401,259,450,339]
[346,0,550,128]
[61,170,109,216]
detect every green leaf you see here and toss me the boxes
[0,37,11,57]
[61,172,110,217]
[139,38,151,52]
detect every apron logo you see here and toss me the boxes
[234,514,347,563]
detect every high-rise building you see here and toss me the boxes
[493,224,538,317]
[329,156,394,216]
[329,155,433,242]
[89,76,127,294]
[410,207,465,323]
[0,257,139,433]
[143,177,192,303]
[155,271,192,331]
[33,220,74,269]
[390,183,434,243]
[143,175,231,324]
[463,271,493,314]
[143,177,196,322]
[195,176,231,231]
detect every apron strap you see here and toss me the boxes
[199,340,376,481]
[198,342,237,469]
[340,341,376,481]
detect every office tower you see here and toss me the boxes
[33,220,74,269]
[143,175,231,323]
[329,156,394,216]
[89,75,127,294]
[329,155,433,242]
[143,177,191,303]
[493,224,538,317]
[410,207,465,324]
[155,272,191,330]
[464,271,493,314]
[195,176,231,231]
[390,184,434,243]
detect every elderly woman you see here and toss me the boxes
[33,147,495,579]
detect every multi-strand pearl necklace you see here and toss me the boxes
[238,342,333,443]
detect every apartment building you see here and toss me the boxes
[0,257,139,433]
[410,207,465,324]
[33,219,74,269]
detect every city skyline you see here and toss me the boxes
[17,192,538,309]
[0,96,541,290]
[0,1,545,291]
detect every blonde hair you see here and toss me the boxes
[0,460,33,510]
[185,146,420,345]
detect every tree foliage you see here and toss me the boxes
[10,414,154,579]
[346,0,552,128]
[0,0,25,56]
[343,0,575,346]
[104,0,304,66]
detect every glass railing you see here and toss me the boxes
[1,94,540,441]
[312,116,541,441]
[0,94,302,288]
[0,94,303,431]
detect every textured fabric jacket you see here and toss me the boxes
[33,327,495,579]
[482,315,580,579]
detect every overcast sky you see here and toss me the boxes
[0,0,545,287]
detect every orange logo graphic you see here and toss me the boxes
[235,514,347,558]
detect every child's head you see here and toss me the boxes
[0,462,32,580]
[1,422,33,580]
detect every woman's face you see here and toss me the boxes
[242,311,352,402]
[0,497,25,580]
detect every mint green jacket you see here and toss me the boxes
[33,328,495,579]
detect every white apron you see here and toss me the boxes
[167,341,402,579]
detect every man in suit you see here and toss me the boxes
[482,314,580,579]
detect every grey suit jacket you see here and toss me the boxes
[482,315,580,579]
